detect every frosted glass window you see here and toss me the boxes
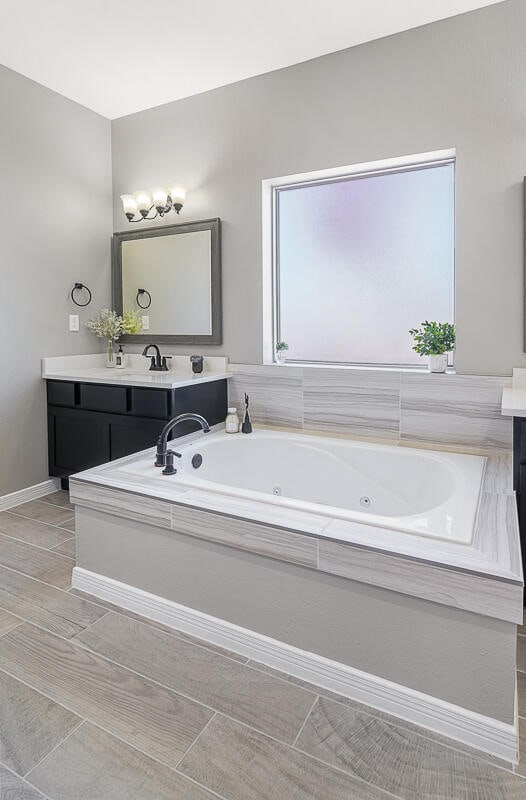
[275,161,455,366]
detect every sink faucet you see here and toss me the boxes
[142,344,170,372]
[155,412,210,472]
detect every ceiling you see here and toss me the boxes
[0,0,504,119]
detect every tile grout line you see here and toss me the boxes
[0,758,55,800]
[174,710,218,770]
[24,719,86,779]
[291,693,319,748]
[0,529,75,559]
[6,508,75,529]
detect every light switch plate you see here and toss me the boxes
[142,315,150,331]
[69,314,79,332]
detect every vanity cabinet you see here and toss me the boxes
[47,378,227,482]
[512,417,526,601]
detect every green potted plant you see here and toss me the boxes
[275,340,289,364]
[409,321,456,373]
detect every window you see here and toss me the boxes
[264,151,455,367]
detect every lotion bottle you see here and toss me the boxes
[115,345,126,369]
[225,407,240,433]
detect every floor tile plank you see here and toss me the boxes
[519,673,526,719]
[38,491,74,510]
[0,566,106,638]
[0,669,80,776]
[0,764,46,799]
[28,722,216,800]
[518,635,526,673]
[0,512,72,549]
[51,537,75,559]
[0,623,212,767]
[179,713,390,800]
[0,533,73,589]
[75,611,316,743]
[8,500,74,528]
[0,609,21,637]
[296,696,526,800]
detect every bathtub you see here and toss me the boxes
[115,428,484,545]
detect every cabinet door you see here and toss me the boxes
[49,408,110,475]
[110,417,166,461]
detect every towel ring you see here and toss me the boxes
[70,283,92,307]
[136,288,152,309]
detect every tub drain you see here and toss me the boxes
[360,496,372,508]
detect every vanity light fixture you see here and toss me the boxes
[120,184,186,222]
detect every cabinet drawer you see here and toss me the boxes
[130,387,170,419]
[79,383,129,414]
[47,381,76,407]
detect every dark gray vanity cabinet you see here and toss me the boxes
[47,378,227,482]
[513,417,526,602]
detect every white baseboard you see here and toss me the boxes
[0,479,59,512]
[72,566,518,765]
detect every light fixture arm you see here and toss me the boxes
[121,187,186,223]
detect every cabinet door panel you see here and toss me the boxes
[131,388,170,419]
[79,384,129,414]
[110,418,166,461]
[53,413,110,473]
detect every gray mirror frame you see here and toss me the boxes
[112,217,222,345]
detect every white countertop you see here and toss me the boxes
[501,368,526,416]
[42,353,231,389]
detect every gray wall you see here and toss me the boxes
[112,0,526,376]
[0,65,112,495]
[77,507,517,724]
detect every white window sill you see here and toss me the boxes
[265,360,456,375]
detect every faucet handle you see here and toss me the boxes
[161,355,172,371]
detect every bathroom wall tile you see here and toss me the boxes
[171,501,318,568]
[0,512,72,549]
[0,669,80,776]
[178,713,388,800]
[228,364,303,427]
[473,493,521,576]
[70,480,171,530]
[482,453,514,494]
[296,696,526,800]
[400,374,512,449]
[0,623,212,767]
[27,722,216,800]
[75,611,316,743]
[303,368,400,439]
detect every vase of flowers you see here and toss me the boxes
[275,341,289,364]
[86,309,143,367]
[409,321,456,373]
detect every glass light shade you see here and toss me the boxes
[120,194,138,215]
[150,186,168,208]
[168,185,186,204]
[133,190,153,212]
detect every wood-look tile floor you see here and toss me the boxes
[0,491,525,798]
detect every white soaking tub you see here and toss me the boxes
[116,429,484,544]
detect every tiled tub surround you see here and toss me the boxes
[69,428,522,762]
[228,364,512,450]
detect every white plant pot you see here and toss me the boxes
[276,352,287,364]
[429,354,448,373]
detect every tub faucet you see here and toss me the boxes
[155,413,210,470]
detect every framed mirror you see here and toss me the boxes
[112,217,221,345]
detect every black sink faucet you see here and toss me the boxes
[142,344,170,372]
[155,413,210,470]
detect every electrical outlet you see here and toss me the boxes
[142,315,150,331]
[69,314,79,332]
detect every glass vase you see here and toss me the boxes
[106,339,115,368]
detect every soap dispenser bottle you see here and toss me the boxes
[115,345,126,369]
[225,407,240,433]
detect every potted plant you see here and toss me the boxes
[86,309,142,367]
[275,340,289,364]
[409,321,456,373]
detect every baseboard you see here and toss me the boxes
[0,478,59,512]
[72,566,518,765]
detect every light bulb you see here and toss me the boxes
[168,185,186,213]
[120,194,138,220]
[151,186,168,211]
[133,190,153,216]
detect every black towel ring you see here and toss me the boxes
[70,282,92,307]
[136,288,152,309]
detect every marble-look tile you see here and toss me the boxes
[39,490,74,510]
[297,696,526,800]
[228,365,303,428]
[0,533,73,589]
[474,493,521,576]
[0,623,212,767]
[400,373,512,449]
[318,538,522,624]
[303,368,400,439]
[69,588,248,663]
[27,722,216,800]
[0,567,106,638]
[518,673,526,718]
[171,501,318,568]
[0,609,21,637]
[70,480,171,529]
[8,499,75,527]
[482,453,514,495]
[75,611,316,743]
[0,512,72,549]
[178,713,388,800]
[0,669,80,775]
[517,635,526,673]
[0,764,46,799]
[51,537,76,559]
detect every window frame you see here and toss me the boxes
[262,149,456,369]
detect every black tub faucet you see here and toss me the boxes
[142,344,170,371]
[155,413,210,470]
